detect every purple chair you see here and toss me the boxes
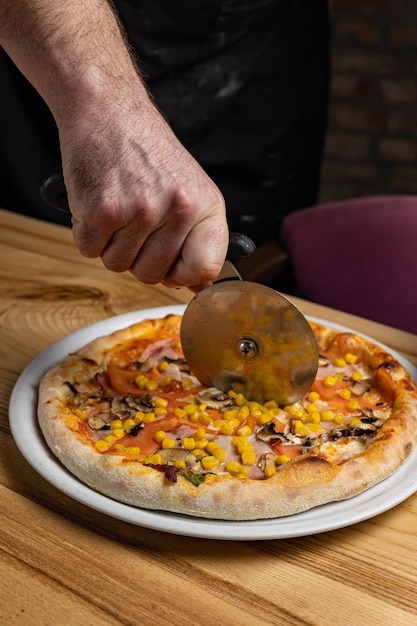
[235,196,417,334]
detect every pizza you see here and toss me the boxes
[37,314,417,520]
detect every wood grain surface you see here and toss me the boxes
[1,208,417,626]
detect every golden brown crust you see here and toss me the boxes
[37,316,417,520]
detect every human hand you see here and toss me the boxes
[58,98,228,290]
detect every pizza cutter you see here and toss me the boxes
[180,233,319,406]
[41,173,319,406]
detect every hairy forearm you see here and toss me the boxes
[0,0,150,125]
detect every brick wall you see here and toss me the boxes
[319,0,417,202]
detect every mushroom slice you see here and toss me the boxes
[318,355,331,367]
[257,421,288,443]
[258,452,277,473]
[158,447,199,467]
[87,417,110,430]
[349,379,372,396]
[196,387,234,409]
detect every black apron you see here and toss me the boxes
[0,0,330,243]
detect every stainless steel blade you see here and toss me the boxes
[181,280,318,406]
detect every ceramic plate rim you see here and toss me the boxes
[8,305,417,540]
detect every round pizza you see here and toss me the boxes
[37,314,417,520]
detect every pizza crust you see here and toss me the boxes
[37,317,417,520]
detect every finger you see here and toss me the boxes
[128,226,187,284]
[164,218,228,287]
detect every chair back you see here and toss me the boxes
[280,195,417,334]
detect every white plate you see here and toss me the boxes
[9,305,417,540]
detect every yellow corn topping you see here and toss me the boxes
[264,466,276,478]
[347,399,359,411]
[323,375,337,387]
[340,388,351,400]
[174,459,187,469]
[182,437,196,450]
[161,437,175,449]
[345,352,358,364]
[276,454,291,465]
[94,440,109,452]
[201,456,219,470]
[307,391,320,402]
[352,370,363,381]
[154,430,166,443]
[241,449,256,466]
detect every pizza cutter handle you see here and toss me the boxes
[40,171,70,212]
[40,171,256,260]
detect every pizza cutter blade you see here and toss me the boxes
[180,237,319,406]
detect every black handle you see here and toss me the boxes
[40,171,256,259]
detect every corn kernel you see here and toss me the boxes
[135,411,145,423]
[158,376,172,387]
[236,468,249,478]
[194,439,208,450]
[334,357,346,368]
[114,443,125,451]
[161,437,175,449]
[340,388,351,400]
[112,429,125,440]
[212,447,226,463]
[123,418,136,431]
[94,440,109,452]
[352,371,363,381]
[226,461,241,474]
[198,414,211,426]
[345,352,358,364]
[154,430,167,443]
[350,418,362,427]
[182,437,196,450]
[182,377,193,389]
[220,422,234,435]
[174,459,186,469]
[141,413,155,423]
[294,420,309,437]
[172,340,182,350]
[237,424,253,437]
[324,375,337,387]
[235,393,246,406]
[198,402,207,412]
[158,360,169,372]
[104,434,117,445]
[321,410,335,421]
[334,414,345,425]
[347,399,359,411]
[143,453,162,465]
[110,419,123,430]
[154,397,168,407]
[256,413,273,426]
[307,423,322,433]
[154,406,168,417]
[195,427,206,440]
[310,411,321,424]
[201,456,219,470]
[135,374,147,388]
[241,449,256,465]
[307,391,320,402]
[276,454,291,465]
[264,400,278,410]
[306,403,318,414]
[183,403,198,415]
[264,466,276,478]
[192,449,204,459]
[174,407,187,418]
[125,446,141,455]
[206,441,219,454]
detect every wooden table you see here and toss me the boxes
[1,208,417,626]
